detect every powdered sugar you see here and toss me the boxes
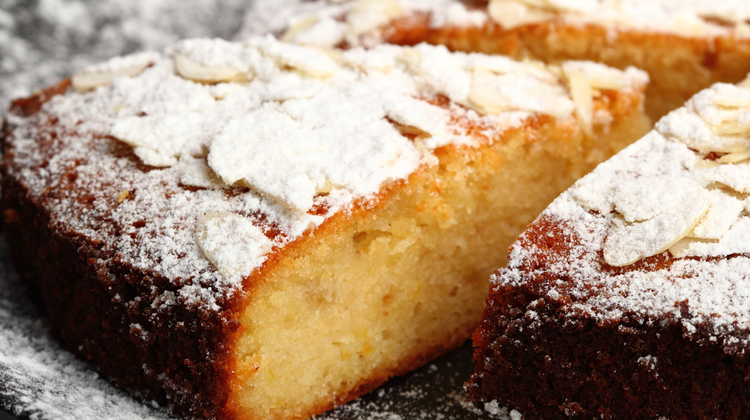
[500,80,750,344]
[6,33,636,310]
[246,0,750,50]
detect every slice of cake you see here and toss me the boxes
[273,0,750,121]
[0,37,648,419]
[468,76,750,419]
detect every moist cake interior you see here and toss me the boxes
[229,109,648,419]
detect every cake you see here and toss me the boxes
[273,0,750,121]
[467,76,750,419]
[0,36,649,419]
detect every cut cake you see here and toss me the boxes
[275,0,750,121]
[0,37,649,419]
[468,76,750,419]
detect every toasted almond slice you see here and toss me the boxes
[347,0,402,37]
[603,180,710,267]
[688,189,743,239]
[719,150,750,163]
[564,68,593,137]
[72,51,157,92]
[174,54,244,84]
[196,212,273,279]
[487,1,554,29]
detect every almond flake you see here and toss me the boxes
[603,180,710,267]
[72,51,157,92]
[252,36,339,78]
[382,94,453,149]
[688,189,743,240]
[711,85,750,108]
[701,163,750,195]
[281,16,321,43]
[347,0,402,37]
[468,68,574,120]
[177,156,228,190]
[719,150,750,163]
[195,212,273,279]
[656,107,750,153]
[487,1,554,29]
[562,66,593,137]
[669,217,750,258]
[174,54,244,84]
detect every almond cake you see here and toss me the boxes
[468,77,750,419]
[0,36,649,419]
[276,0,750,121]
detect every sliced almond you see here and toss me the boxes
[174,54,246,84]
[72,51,157,92]
[610,177,667,223]
[178,156,228,189]
[687,189,743,239]
[382,94,452,148]
[253,37,339,78]
[719,150,750,163]
[195,212,273,279]
[468,69,574,120]
[656,107,750,154]
[281,16,321,43]
[487,1,554,29]
[563,68,593,137]
[347,0,402,38]
[711,85,750,108]
[603,180,710,267]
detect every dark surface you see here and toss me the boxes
[0,339,490,420]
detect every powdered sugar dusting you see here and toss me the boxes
[500,79,750,348]
[243,0,750,49]
[5,35,641,313]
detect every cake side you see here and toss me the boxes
[468,78,750,419]
[0,37,648,419]
[275,0,750,121]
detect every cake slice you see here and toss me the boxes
[274,0,750,121]
[468,76,750,419]
[0,37,648,419]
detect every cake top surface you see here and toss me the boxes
[5,35,646,310]
[501,77,750,351]
[253,0,750,48]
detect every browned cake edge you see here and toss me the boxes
[467,217,750,419]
